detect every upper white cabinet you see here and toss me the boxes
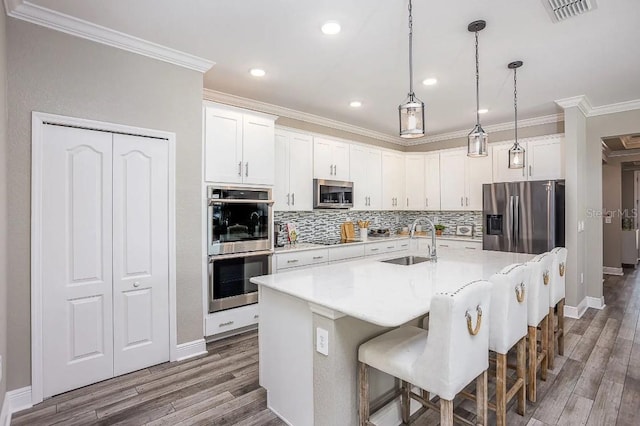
[350,145,382,210]
[274,129,313,211]
[382,151,405,210]
[440,148,492,211]
[314,137,350,181]
[204,104,275,185]
[405,155,425,210]
[492,136,564,183]
[424,153,441,210]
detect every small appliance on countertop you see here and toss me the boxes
[368,228,391,238]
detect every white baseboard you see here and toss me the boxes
[603,266,623,276]
[587,296,606,310]
[175,339,207,362]
[564,297,588,319]
[0,386,33,425]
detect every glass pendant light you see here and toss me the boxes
[399,0,425,139]
[508,61,525,169]
[467,20,488,157]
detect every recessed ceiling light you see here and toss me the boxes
[321,21,341,35]
[249,68,266,77]
[349,101,362,108]
[422,78,438,86]
[478,108,489,114]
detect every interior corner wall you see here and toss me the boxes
[621,170,635,216]
[0,1,9,409]
[6,18,204,391]
[602,160,622,269]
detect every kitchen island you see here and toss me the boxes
[251,248,533,426]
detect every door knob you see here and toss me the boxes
[133,282,140,288]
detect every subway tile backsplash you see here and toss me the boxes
[274,210,483,245]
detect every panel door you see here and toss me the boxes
[313,137,333,179]
[273,131,290,211]
[528,137,564,180]
[465,149,493,211]
[331,140,350,181]
[41,125,114,398]
[405,155,425,210]
[112,134,170,376]
[288,132,314,211]
[424,153,441,210]
[204,107,243,183]
[492,142,527,183]
[242,114,275,185]
[349,145,368,210]
[366,149,383,210]
[439,150,467,211]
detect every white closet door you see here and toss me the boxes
[112,134,170,375]
[42,125,114,398]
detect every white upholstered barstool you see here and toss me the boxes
[525,253,553,403]
[358,280,492,426]
[487,263,530,426]
[548,247,567,369]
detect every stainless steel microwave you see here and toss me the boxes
[313,179,353,209]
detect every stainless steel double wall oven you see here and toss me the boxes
[207,186,273,312]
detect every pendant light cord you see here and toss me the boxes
[475,30,480,126]
[514,67,518,144]
[408,0,414,98]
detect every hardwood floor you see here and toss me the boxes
[12,268,640,425]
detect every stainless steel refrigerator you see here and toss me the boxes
[483,180,565,254]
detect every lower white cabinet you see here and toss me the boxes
[436,239,482,250]
[205,303,260,337]
[328,244,366,263]
[275,249,330,272]
[364,240,409,256]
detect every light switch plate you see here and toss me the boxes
[316,327,329,356]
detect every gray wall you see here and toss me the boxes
[0,1,8,409]
[621,170,634,222]
[602,160,622,269]
[6,18,204,390]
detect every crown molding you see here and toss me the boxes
[203,88,406,145]
[4,0,215,73]
[555,95,640,118]
[555,95,592,116]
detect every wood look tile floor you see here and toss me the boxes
[12,269,640,425]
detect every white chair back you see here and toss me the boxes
[488,263,529,354]
[550,247,567,306]
[525,253,553,326]
[414,280,492,401]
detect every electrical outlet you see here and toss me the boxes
[581,273,584,284]
[395,215,400,223]
[374,217,380,225]
[316,327,329,356]
[433,217,439,225]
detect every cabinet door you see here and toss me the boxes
[528,137,564,180]
[274,131,290,211]
[382,152,404,210]
[366,149,383,210]
[424,153,441,210]
[332,140,350,181]
[242,114,275,185]
[288,132,314,211]
[313,137,334,179]
[405,155,425,210]
[439,150,467,211]
[204,107,243,183]
[492,142,527,183]
[465,149,493,211]
[349,145,369,210]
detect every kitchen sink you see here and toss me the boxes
[381,255,432,266]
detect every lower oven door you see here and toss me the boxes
[209,250,272,313]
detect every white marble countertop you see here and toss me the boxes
[252,248,534,327]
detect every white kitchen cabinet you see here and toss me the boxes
[440,149,467,210]
[205,303,260,337]
[382,151,405,210]
[424,153,441,210]
[275,249,330,271]
[465,148,493,211]
[492,142,527,183]
[405,155,425,210]
[527,136,564,180]
[274,129,313,211]
[204,104,275,185]
[350,144,382,210]
[314,137,350,181]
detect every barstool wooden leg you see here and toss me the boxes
[401,380,410,424]
[527,325,537,402]
[358,362,369,426]
[440,399,454,426]
[496,353,507,426]
[476,370,488,426]
[558,299,565,356]
[541,316,549,381]
[516,337,527,416]
[548,307,556,370]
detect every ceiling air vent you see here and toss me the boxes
[543,0,597,22]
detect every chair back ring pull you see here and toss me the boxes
[515,282,525,303]
[465,305,483,336]
[543,270,550,286]
[559,262,565,277]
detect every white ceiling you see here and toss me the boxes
[28,0,640,139]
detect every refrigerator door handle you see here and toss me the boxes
[514,195,520,245]
[509,195,514,242]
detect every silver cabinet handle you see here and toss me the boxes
[461,197,464,207]
[334,164,337,176]
[529,165,532,176]
[287,193,290,206]
[400,244,409,248]
[133,282,140,288]
[219,321,234,327]
[238,161,242,176]
[253,314,259,319]
[465,197,469,206]
[426,198,428,208]
[387,246,394,249]
[292,193,295,205]
[287,259,299,263]
[330,165,333,175]
[406,197,409,207]
[245,162,249,177]
[371,248,379,252]
[440,244,450,248]
[313,256,324,260]
[465,246,477,250]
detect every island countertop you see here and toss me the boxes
[252,248,534,327]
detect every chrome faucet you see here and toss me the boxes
[410,217,437,261]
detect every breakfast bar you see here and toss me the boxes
[251,247,534,426]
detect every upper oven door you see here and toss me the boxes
[313,179,353,209]
[208,187,273,255]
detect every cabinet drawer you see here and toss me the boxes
[437,240,482,250]
[394,240,411,252]
[276,249,330,270]
[365,241,397,256]
[328,244,365,263]
[206,303,259,336]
